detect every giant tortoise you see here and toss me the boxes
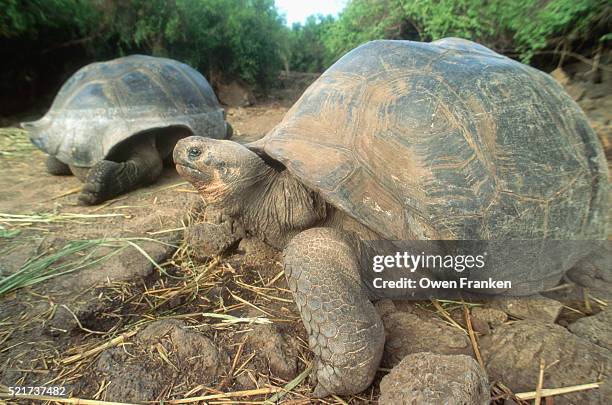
[173,38,609,396]
[23,54,232,205]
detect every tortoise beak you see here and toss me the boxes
[176,162,211,184]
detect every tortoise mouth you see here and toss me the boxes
[175,162,212,184]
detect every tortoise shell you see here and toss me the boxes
[24,55,228,167]
[253,39,608,242]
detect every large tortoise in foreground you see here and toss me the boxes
[23,54,232,204]
[174,38,609,396]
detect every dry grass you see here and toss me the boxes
[3,239,608,405]
[0,212,130,231]
[2,211,607,404]
[0,235,328,404]
[0,127,34,157]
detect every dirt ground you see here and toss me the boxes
[0,66,611,404]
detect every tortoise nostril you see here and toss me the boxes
[188,147,202,159]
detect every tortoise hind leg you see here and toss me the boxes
[78,138,162,205]
[283,227,384,397]
[565,243,612,300]
[45,155,71,175]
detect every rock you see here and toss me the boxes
[97,240,175,282]
[96,348,161,402]
[471,317,491,335]
[568,309,612,351]
[565,83,587,101]
[216,80,254,107]
[492,295,563,323]
[480,321,612,405]
[52,237,176,293]
[550,68,570,86]
[470,307,507,334]
[381,311,472,368]
[472,307,507,326]
[246,324,300,381]
[235,372,256,389]
[95,320,229,402]
[138,320,229,378]
[379,352,490,405]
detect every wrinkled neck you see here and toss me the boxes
[242,170,327,249]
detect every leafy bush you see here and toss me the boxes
[288,15,336,72]
[98,0,286,88]
[0,0,98,39]
[510,0,610,61]
[0,0,608,116]
[0,0,287,105]
[324,0,610,63]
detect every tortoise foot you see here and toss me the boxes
[77,160,124,205]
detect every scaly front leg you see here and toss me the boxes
[283,227,384,397]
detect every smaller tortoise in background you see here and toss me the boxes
[175,38,608,396]
[22,54,232,205]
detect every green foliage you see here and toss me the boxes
[0,0,98,39]
[323,0,407,61]
[511,0,611,61]
[288,15,336,72]
[1,0,287,89]
[0,0,608,107]
[98,0,286,87]
[324,0,610,63]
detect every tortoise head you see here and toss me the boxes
[21,118,56,154]
[174,136,270,206]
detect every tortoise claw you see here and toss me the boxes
[77,186,102,205]
[77,161,120,205]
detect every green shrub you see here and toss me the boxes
[324,0,610,63]
[1,0,287,91]
[98,0,286,88]
[0,0,98,39]
[288,15,336,72]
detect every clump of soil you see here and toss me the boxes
[376,302,473,368]
[88,320,230,402]
[480,321,612,405]
[245,323,302,381]
[379,352,490,405]
[568,308,612,351]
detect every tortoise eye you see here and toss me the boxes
[188,147,202,159]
